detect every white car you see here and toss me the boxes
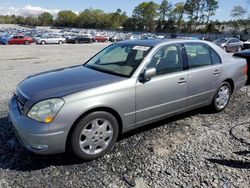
[36,36,66,45]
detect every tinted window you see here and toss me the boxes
[233,39,240,43]
[210,48,221,65]
[13,36,18,39]
[147,45,183,75]
[18,36,24,39]
[184,44,212,69]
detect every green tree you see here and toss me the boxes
[25,16,38,26]
[15,16,26,25]
[55,10,78,27]
[133,1,159,31]
[38,12,53,26]
[184,0,205,31]
[173,2,185,30]
[231,5,248,33]
[204,0,219,24]
[159,0,172,21]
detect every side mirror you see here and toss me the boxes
[141,68,156,82]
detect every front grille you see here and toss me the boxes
[16,90,28,113]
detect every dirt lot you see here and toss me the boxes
[0,44,249,188]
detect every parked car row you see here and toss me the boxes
[1,27,250,51]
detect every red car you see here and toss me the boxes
[95,36,109,42]
[8,35,33,45]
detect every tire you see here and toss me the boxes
[222,47,227,52]
[237,46,242,52]
[24,41,29,45]
[210,82,231,112]
[75,40,79,44]
[58,40,63,45]
[41,41,46,45]
[70,111,119,160]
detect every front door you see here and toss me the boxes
[136,44,188,125]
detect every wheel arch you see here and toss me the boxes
[223,78,234,94]
[65,106,123,151]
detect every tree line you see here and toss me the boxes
[0,0,249,34]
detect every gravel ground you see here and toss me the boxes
[0,44,250,188]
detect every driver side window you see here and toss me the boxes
[147,45,183,75]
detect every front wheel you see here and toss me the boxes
[70,111,119,160]
[24,41,30,45]
[211,82,231,112]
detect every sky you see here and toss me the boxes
[0,0,249,21]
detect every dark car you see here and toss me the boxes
[243,39,250,50]
[66,35,94,44]
[234,50,250,84]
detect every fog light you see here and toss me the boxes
[30,144,48,150]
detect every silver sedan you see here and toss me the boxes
[9,39,248,160]
[36,36,66,45]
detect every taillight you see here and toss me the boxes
[244,64,248,75]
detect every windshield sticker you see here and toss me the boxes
[133,46,150,51]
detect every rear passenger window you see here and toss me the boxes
[184,44,212,69]
[210,48,221,65]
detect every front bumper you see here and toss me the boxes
[8,95,67,155]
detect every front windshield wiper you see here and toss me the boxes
[84,64,129,78]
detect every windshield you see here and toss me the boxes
[215,38,227,43]
[85,43,152,77]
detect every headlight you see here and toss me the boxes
[221,43,226,47]
[27,98,64,123]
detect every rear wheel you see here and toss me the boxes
[211,82,231,112]
[41,40,46,45]
[58,40,63,45]
[24,41,29,45]
[75,40,79,44]
[70,111,119,160]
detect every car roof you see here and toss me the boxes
[118,39,169,47]
[117,39,210,47]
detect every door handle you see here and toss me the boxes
[213,70,220,75]
[178,78,187,84]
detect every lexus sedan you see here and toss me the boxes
[9,40,248,160]
[214,38,243,52]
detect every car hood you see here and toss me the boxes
[18,65,125,102]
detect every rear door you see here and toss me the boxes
[184,43,222,109]
[136,44,188,125]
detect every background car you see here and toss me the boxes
[233,49,250,84]
[214,38,243,52]
[243,39,250,49]
[95,36,109,42]
[8,35,33,45]
[0,36,11,45]
[36,36,66,45]
[66,35,94,44]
